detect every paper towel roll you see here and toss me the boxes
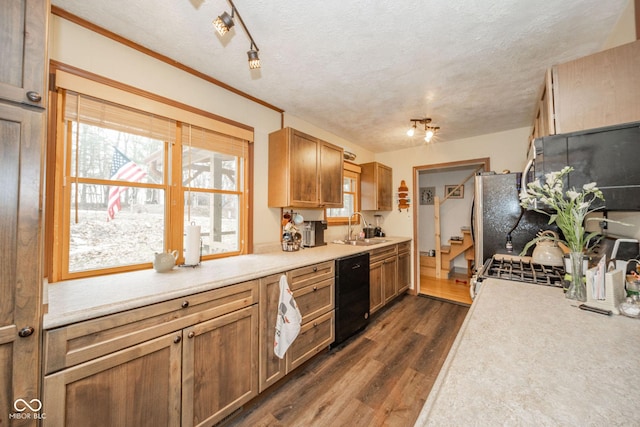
[185,224,201,266]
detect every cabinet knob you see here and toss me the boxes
[313,322,318,327]
[26,91,42,102]
[173,335,182,344]
[313,267,318,272]
[18,326,35,338]
[313,286,317,291]
[188,331,195,339]
[181,301,189,308]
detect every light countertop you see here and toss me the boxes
[414,278,640,426]
[44,237,410,330]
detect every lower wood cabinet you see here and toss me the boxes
[43,333,183,426]
[43,281,259,427]
[182,305,258,427]
[397,242,411,294]
[370,242,411,315]
[259,261,335,392]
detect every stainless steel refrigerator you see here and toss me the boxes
[473,172,556,267]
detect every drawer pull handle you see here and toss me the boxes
[188,331,195,339]
[18,326,34,338]
[313,267,318,272]
[181,301,189,308]
[313,286,317,291]
[173,336,182,344]
[313,322,318,327]
[26,91,42,102]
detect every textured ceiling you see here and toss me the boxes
[51,0,629,152]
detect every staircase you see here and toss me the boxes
[421,227,474,279]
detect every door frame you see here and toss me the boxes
[409,158,491,296]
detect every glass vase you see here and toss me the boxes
[566,251,587,302]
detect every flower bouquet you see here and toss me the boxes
[519,166,605,301]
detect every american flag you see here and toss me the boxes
[107,147,147,221]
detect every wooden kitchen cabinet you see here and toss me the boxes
[43,333,183,427]
[397,241,412,294]
[259,261,335,392]
[531,40,640,140]
[43,281,259,427]
[369,244,398,314]
[268,127,344,208]
[0,2,48,426]
[0,0,48,107]
[182,305,258,427]
[360,162,393,211]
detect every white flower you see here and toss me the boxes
[566,190,579,201]
[583,182,597,191]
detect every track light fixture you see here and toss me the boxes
[213,0,261,69]
[407,118,439,143]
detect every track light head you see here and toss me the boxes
[247,47,261,69]
[213,10,235,36]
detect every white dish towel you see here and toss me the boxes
[274,274,302,359]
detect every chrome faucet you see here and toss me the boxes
[347,212,368,241]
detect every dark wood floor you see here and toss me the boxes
[224,294,469,427]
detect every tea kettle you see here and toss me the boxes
[153,250,178,272]
[532,230,564,267]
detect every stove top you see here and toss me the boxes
[480,255,565,287]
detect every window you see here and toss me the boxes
[49,69,251,282]
[326,164,360,225]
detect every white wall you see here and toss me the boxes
[418,169,476,269]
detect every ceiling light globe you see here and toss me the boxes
[425,129,434,142]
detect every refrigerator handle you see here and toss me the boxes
[520,158,534,201]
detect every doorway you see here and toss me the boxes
[412,158,490,304]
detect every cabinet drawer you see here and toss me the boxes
[397,241,411,254]
[288,261,334,291]
[293,278,334,324]
[44,280,258,374]
[370,245,397,263]
[286,311,334,371]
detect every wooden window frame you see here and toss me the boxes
[46,64,253,282]
[325,162,361,226]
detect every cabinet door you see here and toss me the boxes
[383,256,398,304]
[397,250,411,294]
[377,164,393,211]
[290,131,319,207]
[182,305,258,427]
[369,260,384,314]
[259,274,286,392]
[0,0,48,106]
[319,141,344,207]
[286,310,334,372]
[43,334,182,427]
[553,40,640,134]
[0,104,44,427]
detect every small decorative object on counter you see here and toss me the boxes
[520,166,608,302]
[281,210,301,251]
[397,180,410,211]
[153,250,178,272]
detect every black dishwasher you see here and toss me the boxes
[333,252,370,347]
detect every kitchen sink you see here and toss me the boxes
[334,238,388,246]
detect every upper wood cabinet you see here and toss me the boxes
[268,128,344,208]
[360,162,393,211]
[532,40,640,140]
[0,0,48,107]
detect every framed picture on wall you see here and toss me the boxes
[445,184,464,199]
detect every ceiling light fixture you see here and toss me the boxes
[407,118,440,143]
[213,0,261,69]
